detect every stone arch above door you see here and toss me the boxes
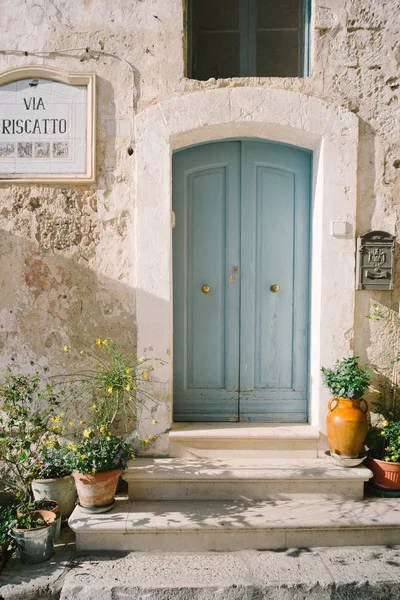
[134,87,359,455]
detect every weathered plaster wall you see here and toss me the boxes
[0,0,399,451]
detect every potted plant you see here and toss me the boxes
[366,304,400,490]
[0,373,65,504]
[321,356,371,458]
[32,441,77,519]
[11,503,56,565]
[69,426,134,513]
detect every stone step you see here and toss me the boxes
[69,496,400,553]
[169,423,320,458]
[124,457,372,501]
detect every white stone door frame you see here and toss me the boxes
[135,87,359,453]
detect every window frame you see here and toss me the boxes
[187,0,311,80]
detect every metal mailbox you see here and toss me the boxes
[356,230,395,290]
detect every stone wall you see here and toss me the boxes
[0,0,399,445]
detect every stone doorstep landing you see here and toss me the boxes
[123,458,372,501]
[68,497,400,553]
[169,423,320,458]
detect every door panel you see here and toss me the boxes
[173,143,241,421]
[173,140,311,422]
[239,142,310,421]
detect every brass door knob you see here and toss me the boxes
[270,284,280,293]
[202,284,211,294]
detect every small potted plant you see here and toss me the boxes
[69,426,134,513]
[32,440,77,519]
[321,356,371,458]
[11,503,56,565]
[366,304,400,490]
[0,373,65,504]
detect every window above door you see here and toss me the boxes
[187,0,311,80]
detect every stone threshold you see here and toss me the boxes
[169,422,320,458]
[170,422,320,439]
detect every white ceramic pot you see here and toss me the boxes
[32,475,77,519]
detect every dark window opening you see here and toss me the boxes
[188,0,310,80]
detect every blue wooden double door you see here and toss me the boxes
[173,140,311,422]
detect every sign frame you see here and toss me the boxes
[0,66,96,184]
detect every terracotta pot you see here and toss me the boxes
[326,397,368,458]
[72,469,121,513]
[366,457,400,490]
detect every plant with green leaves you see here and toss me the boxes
[321,356,371,399]
[11,504,52,531]
[69,426,134,475]
[0,373,64,502]
[366,304,400,462]
[60,338,160,433]
[34,440,74,479]
[377,419,400,462]
[0,501,17,546]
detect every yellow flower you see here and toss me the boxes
[35,425,41,431]
[107,386,113,394]
[369,316,376,320]
[68,443,77,450]
[374,305,379,311]
[139,357,145,363]
[383,420,389,427]
[125,385,130,391]
[68,421,74,426]
[131,454,135,459]
[80,454,87,460]
[91,404,97,410]
[102,339,108,346]
[99,426,105,433]
[60,412,64,417]
[79,420,84,425]
[143,371,149,378]
[91,467,96,474]
[48,443,55,449]
[95,338,102,346]
[125,368,132,374]
[83,428,92,438]
[152,419,157,425]
[385,457,390,461]
[381,431,386,436]
[143,438,149,444]
[148,435,154,440]
[63,345,70,353]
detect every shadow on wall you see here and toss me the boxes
[0,228,170,503]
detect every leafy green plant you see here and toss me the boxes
[378,419,400,463]
[69,426,134,475]
[367,304,400,462]
[60,339,160,432]
[34,441,74,479]
[0,501,17,546]
[321,356,371,399]
[12,504,51,530]
[0,374,64,501]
